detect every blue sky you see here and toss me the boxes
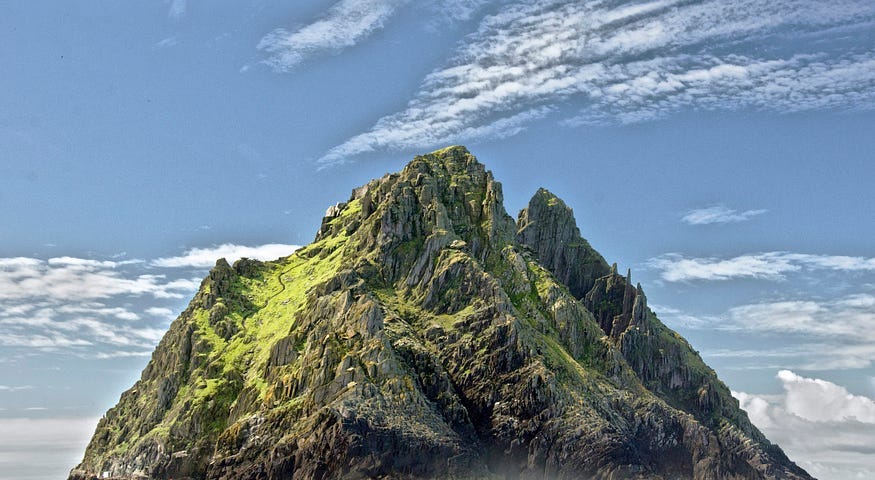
[2,1,875,479]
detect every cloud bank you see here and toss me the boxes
[314,0,875,163]
[734,371,875,479]
[0,243,298,358]
[0,257,196,301]
[0,417,98,480]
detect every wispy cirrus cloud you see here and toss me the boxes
[317,0,875,164]
[734,371,875,479]
[258,0,496,71]
[648,252,875,282]
[434,0,498,21]
[258,0,410,71]
[153,36,178,50]
[682,206,767,225]
[167,0,186,21]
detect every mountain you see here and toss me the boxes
[70,146,811,479]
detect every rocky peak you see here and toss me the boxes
[314,145,517,285]
[583,266,640,337]
[517,187,610,300]
[396,145,516,248]
[513,184,780,433]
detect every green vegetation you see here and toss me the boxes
[97,207,355,459]
[73,146,797,480]
[374,287,477,330]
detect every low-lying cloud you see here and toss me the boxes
[0,243,297,358]
[0,417,98,480]
[0,257,198,301]
[734,371,875,479]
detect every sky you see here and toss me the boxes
[1,1,874,478]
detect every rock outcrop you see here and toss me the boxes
[70,146,811,480]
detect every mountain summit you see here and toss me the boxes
[70,146,810,479]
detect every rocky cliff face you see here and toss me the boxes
[70,146,811,480]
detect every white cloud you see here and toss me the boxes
[257,0,495,71]
[648,252,875,282]
[0,244,293,356]
[732,390,778,427]
[0,256,199,301]
[705,343,875,371]
[0,299,175,352]
[145,307,175,319]
[167,0,186,20]
[0,385,35,392]
[317,0,875,164]
[723,295,875,370]
[0,333,92,348]
[91,350,154,360]
[727,295,875,340]
[258,0,409,71]
[734,372,875,479]
[434,0,496,21]
[649,303,715,329]
[46,257,119,269]
[648,252,800,282]
[153,36,178,49]
[681,206,767,225]
[56,304,140,321]
[152,243,300,268]
[776,370,875,423]
[661,293,875,370]
[563,52,875,126]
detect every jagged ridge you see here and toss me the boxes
[70,146,811,480]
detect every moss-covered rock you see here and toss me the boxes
[70,146,811,480]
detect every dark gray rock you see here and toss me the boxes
[70,146,811,480]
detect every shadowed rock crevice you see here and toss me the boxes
[70,146,810,480]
